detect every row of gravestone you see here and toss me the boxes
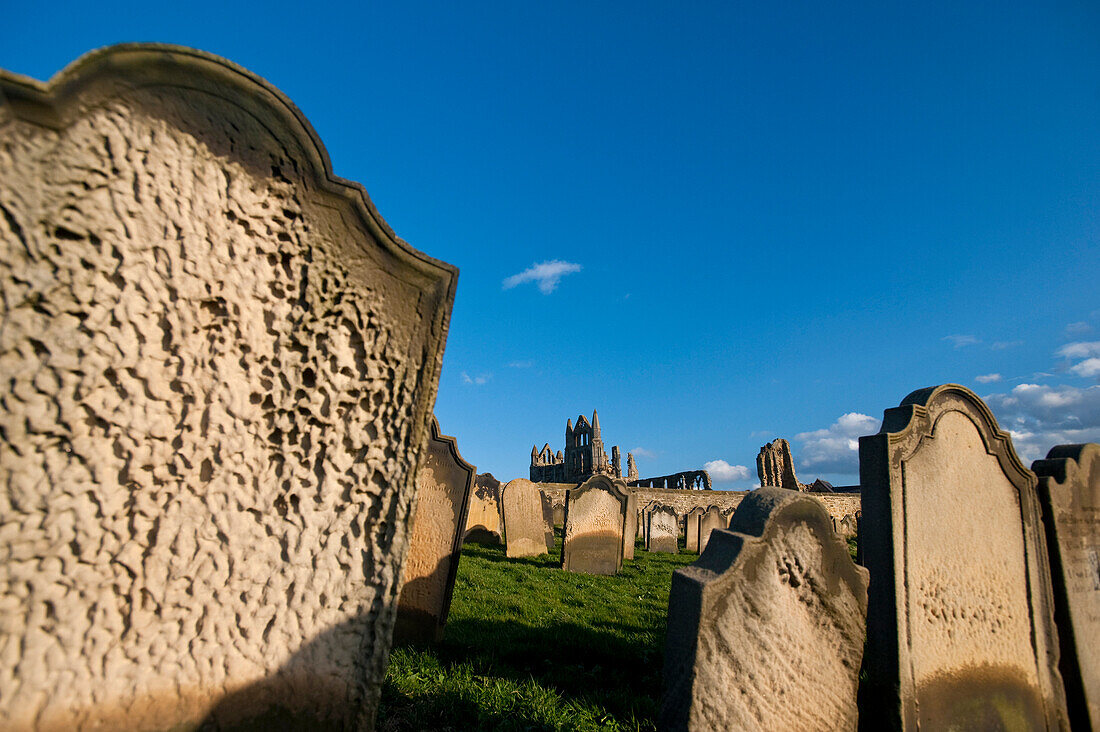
[661,384,1099,732]
[641,503,733,554]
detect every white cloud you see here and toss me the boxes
[794,412,880,474]
[1058,341,1100,360]
[992,340,1024,350]
[1071,358,1100,378]
[460,371,491,386]
[1065,321,1093,336]
[984,383,1100,462]
[629,447,656,459]
[502,260,582,294]
[703,460,751,482]
[975,373,1002,384]
[943,334,980,348]
[507,360,534,368]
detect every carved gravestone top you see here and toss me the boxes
[1032,443,1100,730]
[464,472,503,545]
[647,505,679,553]
[698,506,725,554]
[859,384,1067,730]
[685,507,706,553]
[501,479,550,558]
[662,488,869,731]
[562,476,631,575]
[0,45,456,730]
[394,418,475,645]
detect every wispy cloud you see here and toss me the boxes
[975,373,1002,384]
[1057,341,1100,360]
[507,360,534,369]
[984,383,1100,461]
[502,260,582,294]
[943,334,980,349]
[1065,321,1093,336]
[629,447,656,459]
[703,459,751,483]
[794,412,880,475]
[992,340,1024,350]
[1071,359,1100,378]
[461,371,491,386]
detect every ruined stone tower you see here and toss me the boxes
[530,410,621,482]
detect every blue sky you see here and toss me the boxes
[6,1,1099,487]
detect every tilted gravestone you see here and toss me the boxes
[539,489,556,551]
[698,506,725,553]
[647,505,679,553]
[1032,443,1100,730]
[859,384,1067,730]
[0,45,456,730]
[562,476,632,575]
[464,472,504,545]
[661,488,869,731]
[393,418,474,645]
[685,506,705,553]
[501,479,552,558]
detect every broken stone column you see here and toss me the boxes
[756,438,808,490]
[561,476,631,575]
[661,488,869,731]
[0,44,456,730]
[464,473,503,545]
[393,418,474,645]
[859,384,1068,730]
[647,505,679,553]
[501,479,552,558]
[1032,443,1100,731]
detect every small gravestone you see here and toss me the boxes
[562,476,631,575]
[661,488,869,731]
[685,507,705,552]
[464,472,503,545]
[859,384,1068,730]
[623,491,639,561]
[502,479,551,558]
[1032,443,1100,730]
[394,418,475,644]
[647,506,679,553]
[539,490,556,551]
[698,506,724,553]
[640,501,658,546]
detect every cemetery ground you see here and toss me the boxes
[378,534,697,731]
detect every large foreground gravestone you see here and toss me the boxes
[502,479,553,558]
[661,488,869,731]
[684,506,705,552]
[698,505,724,553]
[393,418,475,644]
[0,45,457,730]
[859,384,1067,730]
[464,472,503,545]
[647,505,679,553]
[1032,443,1100,730]
[562,476,632,575]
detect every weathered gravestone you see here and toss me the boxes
[647,505,679,553]
[393,418,474,644]
[698,505,725,553]
[464,472,503,545]
[640,500,658,546]
[0,45,457,731]
[623,491,639,561]
[502,479,553,557]
[1032,443,1100,730]
[685,506,705,553]
[562,476,631,575]
[859,384,1067,730]
[661,488,869,731]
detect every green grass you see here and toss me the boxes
[377,536,698,732]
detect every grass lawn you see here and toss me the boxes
[377,535,698,732]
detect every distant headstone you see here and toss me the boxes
[0,45,457,730]
[859,384,1068,730]
[394,418,475,644]
[552,503,566,527]
[640,500,659,546]
[502,479,551,558]
[698,506,724,554]
[623,492,639,561]
[464,472,503,545]
[1032,443,1100,730]
[685,507,705,553]
[562,476,631,575]
[647,506,679,553]
[661,488,869,731]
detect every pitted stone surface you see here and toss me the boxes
[0,45,456,731]
[394,419,474,645]
[859,385,1067,731]
[562,476,630,575]
[1033,443,1100,730]
[647,506,678,553]
[661,488,869,731]
[501,479,549,558]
